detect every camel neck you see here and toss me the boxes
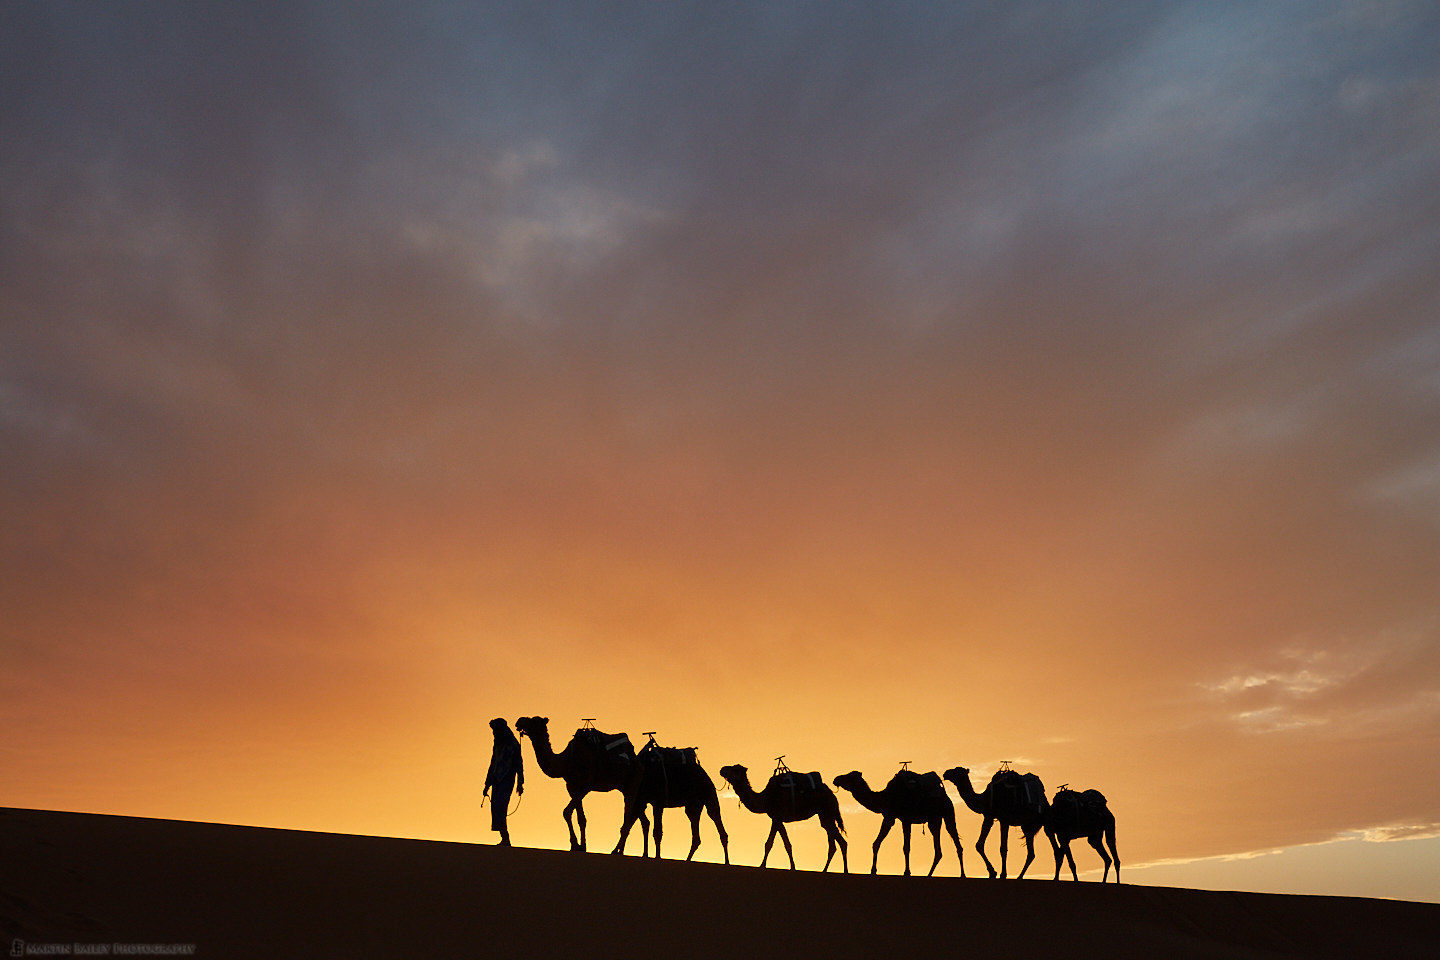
[845,779,887,815]
[952,773,986,814]
[730,775,767,814]
[527,727,565,779]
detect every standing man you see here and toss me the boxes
[484,717,524,846]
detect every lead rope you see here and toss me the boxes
[480,784,523,817]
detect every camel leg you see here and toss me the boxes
[976,817,997,879]
[824,817,848,873]
[998,823,1010,879]
[1105,822,1120,883]
[821,818,846,873]
[871,816,895,875]
[927,819,943,877]
[612,806,634,855]
[761,821,780,868]
[612,820,627,855]
[612,796,648,855]
[900,822,912,876]
[1088,833,1112,882]
[946,812,965,878]
[563,798,583,852]
[1016,826,1037,879]
[652,805,664,858]
[777,822,796,870]
[684,804,703,862]
[704,793,730,865]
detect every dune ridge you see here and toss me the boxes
[3,807,1437,959]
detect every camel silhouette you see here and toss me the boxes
[1046,786,1120,882]
[514,716,647,853]
[944,765,1047,879]
[621,734,730,863]
[833,769,966,877]
[718,762,848,872]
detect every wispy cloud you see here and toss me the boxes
[1352,822,1440,843]
[1201,632,1440,736]
[1204,648,1361,700]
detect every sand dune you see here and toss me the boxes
[3,807,1436,959]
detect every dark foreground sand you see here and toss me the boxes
[3,807,1437,960]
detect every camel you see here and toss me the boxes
[718,762,848,872]
[833,769,965,877]
[621,734,730,863]
[1046,786,1120,882]
[514,716,647,853]
[943,765,1048,879]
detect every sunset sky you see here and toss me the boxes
[4,2,1439,901]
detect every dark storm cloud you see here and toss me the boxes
[5,0,1438,580]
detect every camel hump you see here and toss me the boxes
[1055,787,1106,804]
[991,769,1046,811]
[573,727,635,759]
[1054,787,1107,820]
[641,742,698,767]
[887,769,945,797]
[766,771,825,794]
[888,769,923,788]
[917,771,947,796]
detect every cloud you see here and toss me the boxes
[1199,629,1440,737]
[1366,453,1440,525]
[1204,648,1362,700]
[0,380,100,451]
[1353,822,1440,843]
[378,140,670,318]
[1229,707,1330,734]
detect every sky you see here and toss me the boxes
[3,1,1439,901]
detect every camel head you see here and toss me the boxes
[832,770,866,793]
[514,716,549,740]
[717,764,748,789]
[942,766,970,788]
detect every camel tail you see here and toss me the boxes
[830,790,846,835]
